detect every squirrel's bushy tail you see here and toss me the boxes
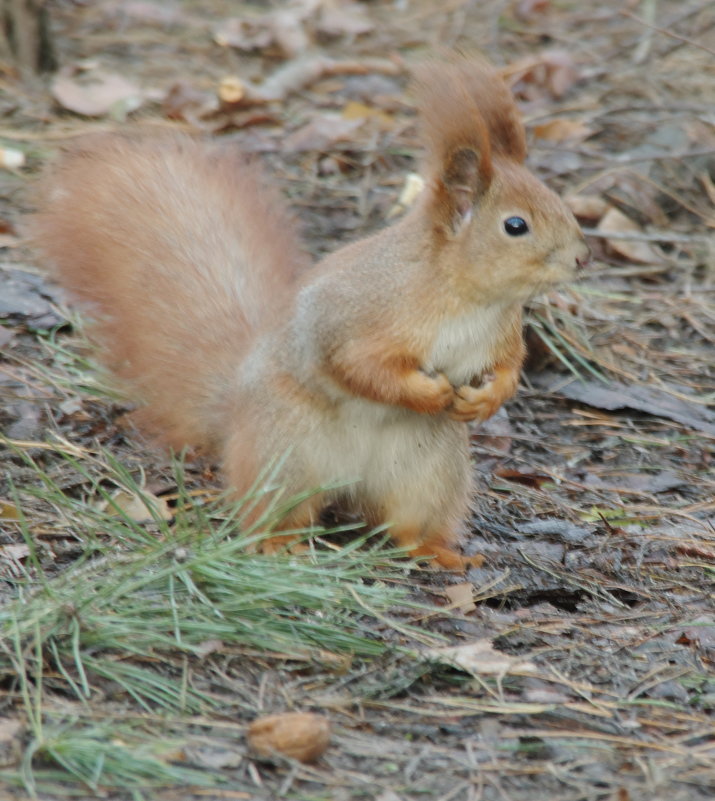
[31,134,309,452]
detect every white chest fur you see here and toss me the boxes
[426,304,510,386]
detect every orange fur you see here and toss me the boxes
[32,135,310,452]
[30,57,588,570]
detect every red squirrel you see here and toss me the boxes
[31,56,589,569]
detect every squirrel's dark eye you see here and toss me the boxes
[504,216,529,236]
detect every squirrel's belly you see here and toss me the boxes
[427,305,509,385]
[310,396,459,487]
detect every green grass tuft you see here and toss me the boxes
[1,441,432,794]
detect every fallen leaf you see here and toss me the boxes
[213,17,276,52]
[341,100,394,130]
[58,397,85,416]
[533,118,592,143]
[494,467,552,488]
[195,639,224,658]
[52,66,144,118]
[676,617,715,652]
[318,2,374,37]
[270,10,313,56]
[427,639,539,677]
[531,373,715,435]
[101,489,173,522]
[471,407,514,460]
[597,207,664,264]
[505,50,579,99]
[283,113,364,152]
[162,81,215,122]
[516,518,593,544]
[584,470,686,494]
[515,0,550,21]
[444,582,476,614]
[213,10,310,58]
[564,194,609,221]
[0,501,21,520]
[0,544,30,579]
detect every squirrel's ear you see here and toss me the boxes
[414,57,495,234]
[436,143,492,234]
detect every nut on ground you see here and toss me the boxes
[247,712,330,763]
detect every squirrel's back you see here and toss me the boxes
[31,134,309,451]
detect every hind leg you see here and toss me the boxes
[371,426,483,571]
[392,529,484,570]
[387,513,484,571]
[251,495,326,554]
[222,423,325,554]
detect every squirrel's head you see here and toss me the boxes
[414,55,589,303]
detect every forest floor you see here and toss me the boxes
[0,1,714,800]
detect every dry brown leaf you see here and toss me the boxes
[0,544,30,579]
[195,639,224,658]
[505,51,579,99]
[283,114,364,152]
[213,17,277,52]
[0,500,21,520]
[318,2,374,37]
[494,467,552,488]
[597,207,664,264]
[428,640,539,677]
[532,118,592,143]
[52,67,144,118]
[247,713,330,763]
[444,582,476,614]
[162,81,216,122]
[341,100,395,130]
[564,194,609,221]
[532,373,715,436]
[515,0,550,21]
[101,489,172,522]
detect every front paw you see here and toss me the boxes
[447,377,502,422]
[404,369,454,414]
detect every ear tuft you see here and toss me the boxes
[412,54,528,233]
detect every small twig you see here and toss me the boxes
[620,9,715,57]
[234,55,403,106]
[661,17,715,57]
[631,0,657,65]
[582,228,710,244]
[534,145,715,166]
